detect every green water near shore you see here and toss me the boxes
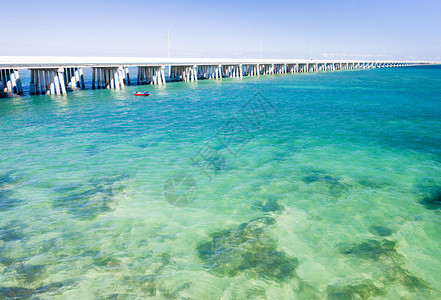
[1,66,441,299]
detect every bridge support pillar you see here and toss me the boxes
[0,69,23,96]
[137,66,166,85]
[191,65,197,82]
[92,67,126,89]
[61,67,84,90]
[29,68,66,95]
[216,65,222,79]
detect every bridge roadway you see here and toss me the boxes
[0,56,436,96]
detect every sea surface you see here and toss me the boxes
[1,66,441,299]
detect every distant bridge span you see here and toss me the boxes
[0,56,437,96]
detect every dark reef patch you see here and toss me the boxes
[228,285,267,300]
[420,188,441,210]
[121,275,190,299]
[342,239,397,260]
[0,280,73,299]
[122,275,158,297]
[301,169,350,196]
[384,265,430,291]
[138,142,155,149]
[0,189,21,211]
[10,264,46,284]
[356,176,388,189]
[205,155,225,173]
[0,287,36,299]
[327,279,385,300]
[340,237,430,293]
[0,171,19,188]
[368,225,394,237]
[197,217,298,281]
[0,257,17,267]
[92,256,122,269]
[85,145,101,156]
[0,222,26,242]
[414,180,441,210]
[0,172,21,211]
[53,175,127,220]
[302,174,341,185]
[100,293,136,299]
[253,199,284,212]
[161,282,192,300]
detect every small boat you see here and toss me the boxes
[134,91,149,96]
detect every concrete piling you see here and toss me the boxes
[91,67,126,89]
[136,66,166,85]
[27,68,66,95]
[0,69,22,94]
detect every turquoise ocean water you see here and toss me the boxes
[1,66,441,299]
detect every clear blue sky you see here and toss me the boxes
[2,0,440,60]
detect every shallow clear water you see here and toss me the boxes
[1,66,441,299]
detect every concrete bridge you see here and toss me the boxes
[0,56,435,96]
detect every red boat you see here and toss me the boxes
[134,91,149,96]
